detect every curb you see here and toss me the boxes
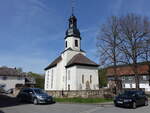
[97,102,113,106]
[56,101,113,106]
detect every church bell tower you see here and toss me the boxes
[65,14,81,51]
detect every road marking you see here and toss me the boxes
[78,107,101,113]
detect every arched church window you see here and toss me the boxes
[68,70,70,80]
[51,69,53,88]
[90,75,92,83]
[75,40,78,47]
[82,75,84,84]
[66,41,68,48]
[68,84,70,91]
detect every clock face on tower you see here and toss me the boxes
[68,29,73,35]
[70,24,73,27]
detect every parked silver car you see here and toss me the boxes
[17,88,54,104]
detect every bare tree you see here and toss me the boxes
[142,39,150,85]
[97,16,122,94]
[118,14,150,89]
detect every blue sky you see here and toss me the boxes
[0,0,150,73]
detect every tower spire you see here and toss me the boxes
[65,0,81,39]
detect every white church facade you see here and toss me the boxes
[44,14,99,91]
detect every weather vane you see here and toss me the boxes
[71,0,75,16]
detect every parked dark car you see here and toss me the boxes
[0,84,6,93]
[17,88,54,104]
[114,90,148,109]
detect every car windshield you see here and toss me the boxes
[120,91,137,97]
[34,89,45,94]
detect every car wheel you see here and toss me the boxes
[132,102,136,109]
[33,98,38,105]
[145,100,148,106]
[114,102,118,107]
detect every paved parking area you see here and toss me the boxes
[0,94,150,113]
[1,103,150,113]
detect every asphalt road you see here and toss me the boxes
[0,103,150,113]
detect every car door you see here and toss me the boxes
[136,91,144,106]
[139,91,146,105]
[28,89,34,102]
[23,89,30,101]
[20,89,28,101]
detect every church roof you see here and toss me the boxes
[66,53,99,68]
[61,47,85,54]
[106,61,150,77]
[44,56,62,70]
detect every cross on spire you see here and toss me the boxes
[65,0,81,39]
[71,0,75,16]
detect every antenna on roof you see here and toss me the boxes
[71,0,75,16]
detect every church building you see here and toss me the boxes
[44,14,99,91]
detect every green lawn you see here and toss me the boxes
[54,97,113,103]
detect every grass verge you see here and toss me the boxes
[54,97,113,103]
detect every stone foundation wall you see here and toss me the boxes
[46,88,114,98]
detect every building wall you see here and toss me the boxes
[45,59,66,91]
[65,36,81,51]
[107,75,150,91]
[0,76,25,90]
[45,60,77,91]
[76,66,99,90]
[46,89,114,98]
[66,66,77,90]
[122,83,150,91]
[45,67,57,90]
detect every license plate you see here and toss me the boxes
[117,101,123,104]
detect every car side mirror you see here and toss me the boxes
[133,94,137,97]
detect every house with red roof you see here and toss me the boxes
[106,62,150,91]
